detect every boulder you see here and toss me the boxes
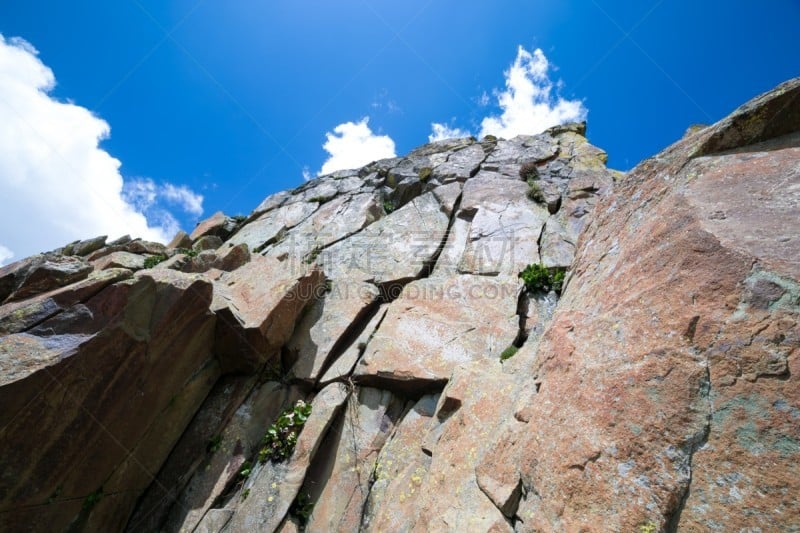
[211,255,325,373]
[0,270,217,532]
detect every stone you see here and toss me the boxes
[265,192,382,265]
[321,192,449,285]
[192,235,223,252]
[167,230,192,250]
[72,235,108,256]
[225,201,318,253]
[91,251,146,271]
[354,275,519,390]
[1,254,93,303]
[225,383,350,532]
[302,387,407,532]
[0,268,132,335]
[0,270,217,532]
[481,80,800,531]
[190,211,238,241]
[285,280,380,382]
[211,255,325,373]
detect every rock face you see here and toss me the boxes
[0,78,798,532]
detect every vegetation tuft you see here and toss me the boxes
[258,400,312,463]
[418,167,433,182]
[519,161,540,182]
[143,254,167,269]
[500,345,519,361]
[290,492,314,525]
[82,488,103,511]
[519,263,566,294]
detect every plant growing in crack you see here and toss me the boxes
[500,345,519,361]
[206,434,223,454]
[519,263,566,294]
[289,491,314,525]
[258,400,312,463]
[83,488,103,511]
[143,254,167,269]
[418,167,433,182]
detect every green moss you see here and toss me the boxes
[500,345,519,361]
[483,134,498,142]
[143,254,167,269]
[418,167,433,182]
[383,199,395,214]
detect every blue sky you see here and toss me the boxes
[0,0,798,263]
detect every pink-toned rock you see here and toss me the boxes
[0,270,217,533]
[226,383,349,532]
[190,211,238,241]
[92,250,146,270]
[0,254,93,303]
[301,388,407,531]
[211,255,325,373]
[483,78,800,531]
[354,275,519,390]
[286,280,379,382]
[167,229,192,250]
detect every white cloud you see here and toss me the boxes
[428,123,471,142]
[301,166,312,182]
[122,177,203,236]
[161,183,204,216]
[319,117,396,175]
[0,34,201,265]
[0,245,13,265]
[479,46,587,139]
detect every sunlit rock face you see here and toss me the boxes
[1,78,798,533]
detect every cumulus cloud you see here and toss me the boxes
[319,117,396,175]
[479,46,586,139]
[428,123,471,142]
[122,177,203,238]
[0,34,202,265]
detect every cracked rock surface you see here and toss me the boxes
[0,78,798,533]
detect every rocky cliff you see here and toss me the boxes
[0,78,798,532]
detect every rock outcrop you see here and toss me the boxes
[0,78,797,532]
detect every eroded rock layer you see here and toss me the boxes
[0,78,798,533]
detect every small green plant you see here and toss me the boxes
[83,488,103,511]
[143,254,167,268]
[304,246,322,265]
[519,263,566,294]
[383,199,395,214]
[483,134,498,142]
[207,434,223,454]
[526,182,546,203]
[500,345,519,361]
[418,167,433,182]
[258,400,312,463]
[176,248,198,258]
[519,161,540,182]
[290,492,314,525]
[309,195,330,204]
[232,214,247,224]
[241,488,250,500]
[239,460,252,479]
